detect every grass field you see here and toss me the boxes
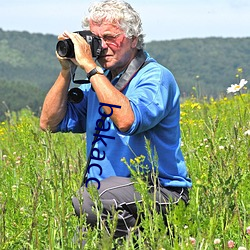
[0,90,249,249]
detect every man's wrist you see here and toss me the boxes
[87,66,104,80]
[60,68,71,79]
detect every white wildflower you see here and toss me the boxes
[238,247,246,250]
[227,79,248,93]
[214,238,221,244]
[244,130,250,136]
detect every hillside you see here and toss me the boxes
[0,29,60,120]
[0,29,60,87]
[0,28,249,120]
[145,37,250,97]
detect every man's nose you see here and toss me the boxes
[101,38,108,49]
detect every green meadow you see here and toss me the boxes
[0,90,249,249]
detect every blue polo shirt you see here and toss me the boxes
[58,52,192,188]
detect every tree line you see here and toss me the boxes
[0,28,249,120]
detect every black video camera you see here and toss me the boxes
[56,30,102,58]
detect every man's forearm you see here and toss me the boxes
[90,74,135,132]
[40,70,71,132]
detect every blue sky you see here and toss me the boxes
[1,0,250,42]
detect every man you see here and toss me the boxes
[40,0,192,241]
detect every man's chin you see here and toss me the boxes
[98,58,113,69]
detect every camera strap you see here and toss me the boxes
[81,50,150,187]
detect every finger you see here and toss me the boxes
[55,50,64,59]
[57,31,71,41]
[63,30,71,37]
[65,31,85,43]
[64,30,76,40]
[55,51,79,66]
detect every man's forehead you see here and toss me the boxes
[90,20,122,33]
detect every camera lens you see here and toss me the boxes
[68,88,84,103]
[56,39,74,58]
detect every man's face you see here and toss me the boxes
[89,20,138,73]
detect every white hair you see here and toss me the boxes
[82,0,145,49]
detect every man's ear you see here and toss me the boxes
[131,36,139,48]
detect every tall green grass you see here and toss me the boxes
[0,93,249,249]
